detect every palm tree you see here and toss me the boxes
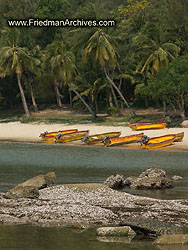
[45,41,64,108]
[133,22,180,115]
[0,28,33,117]
[133,23,180,74]
[83,29,135,117]
[47,41,96,118]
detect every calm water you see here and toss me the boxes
[0,142,188,250]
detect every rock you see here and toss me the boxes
[104,174,125,189]
[121,218,183,237]
[123,176,137,186]
[96,226,136,237]
[181,120,188,127]
[18,172,56,190]
[130,176,173,190]
[172,175,183,181]
[128,168,172,190]
[1,215,28,225]
[44,172,56,186]
[153,234,188,245]
[97,236,134,243]
[5,172,56,199]
[139,168,166,178]
[6,186,39,199]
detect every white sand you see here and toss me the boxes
[0,122,187,150]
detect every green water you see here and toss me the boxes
[0,142,188,249]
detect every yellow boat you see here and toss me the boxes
[174,132,184,142]
[102,133,144,147]
[39,129,78,141]
[140,134,176,149]
[55,130,89,143]
[82,132,121,145]
[129,122,167,131]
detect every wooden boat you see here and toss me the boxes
[55,130,89,143]
[140,134,176,149]
[82,132,121,145]
[129,122,166,131]
[174,132,184,142]
[39,129,78,141]
[102,133,144,147]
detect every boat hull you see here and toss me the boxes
[40,129,78,141]
[55,130,89,143]
[174,132,184,142]
[129,122,166,131]
[141,134,176,149]
[103,133,144,147]
[83,132,121,144]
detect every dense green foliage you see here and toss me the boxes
[0,0,188,118]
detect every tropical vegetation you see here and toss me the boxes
[0,0,188,119]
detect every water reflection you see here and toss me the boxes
[0,225,157,250]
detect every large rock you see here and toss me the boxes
[130,176,173,189]
[121,218,183,237]
[181,120,188,127]
[123,176,137,186]
[104,174,125,189]
[17,172,56,189]
[153,234,188,245]
[96,226,136,237]
[129,168,172,190]
[138,168,166,178]
[5,172,56,199]
[6,186,39,199]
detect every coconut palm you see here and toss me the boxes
[47,40,96,118]
[0,28,34,117]
[45,41,64,108]
[133,23,180,74]
[83,29,135,117]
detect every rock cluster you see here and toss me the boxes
[5,172,56,199]
[104,168,175,190]
[0,171,187,238]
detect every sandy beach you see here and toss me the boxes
[0,122,187,150]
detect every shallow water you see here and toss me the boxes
[0,142,188,199]
[0,142,188,250]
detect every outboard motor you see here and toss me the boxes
[101,135,110,144]
[140,135,150,145]
[39,131,48,137]
[81,134,90,143]
[57,132,63,139]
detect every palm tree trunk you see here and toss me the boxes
[104,67,135,117]
[109,92,114,108]
[54,80,62,108]
[69,90,73,107]
[67,83,96,119]
[163,100,167,118]
[17,74,30,117]
[109,82,124,116]
[29,82,38,112]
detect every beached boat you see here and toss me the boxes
[39,129,78,141]
[140,134,176,149]
[174,132,184,142]
[82,132,121,145]
[55,130,89,143]
[129,122,166,131]
[102,133,144,147]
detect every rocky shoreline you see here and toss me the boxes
[1,182,188,237]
